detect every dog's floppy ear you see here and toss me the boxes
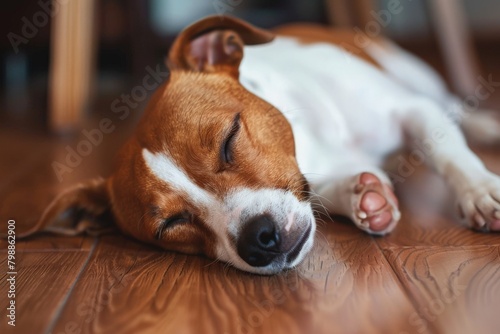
[167,15,274,78]
[16,178,115,239]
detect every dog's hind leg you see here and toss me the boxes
[400,97,500,232]
[308,156,400,235]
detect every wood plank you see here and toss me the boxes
[0,129,94,251]
[0,137,96,251]
[377,149,500,248]
[0,235,93,253]
[0,249,94,334]
[383,245,500,334]
[0,128,52,193]
[0,120,130,251]
[50,223,420,334]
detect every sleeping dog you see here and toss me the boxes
[22,16,500,274]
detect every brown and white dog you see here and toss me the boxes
[22,16,500,274]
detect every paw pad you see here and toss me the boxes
[354,172,400,234]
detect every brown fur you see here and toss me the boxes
[107,68,308,257]
[274,23,382,68]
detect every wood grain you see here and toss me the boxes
[377,156,500,248]
[383,245,500,334]
[48,224,420,334]
[2,95,500,334]
[0,120,130,250]
[0,130,96,251]
[0,250,94,334]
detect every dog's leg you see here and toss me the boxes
[309,158,400,235]
[401,98,500,231]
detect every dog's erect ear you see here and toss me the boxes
[16,178,115,239]
[167,15,274,78]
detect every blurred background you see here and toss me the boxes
[0,0,499,134]
[2,4,500,333]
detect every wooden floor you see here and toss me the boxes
[2,45,500,332]
[1,111,500,334]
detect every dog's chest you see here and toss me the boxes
[240,37,405,173]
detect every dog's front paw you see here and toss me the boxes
[351,172,401,235]
[457,176,500,232]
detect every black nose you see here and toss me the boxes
[237,215,281,267]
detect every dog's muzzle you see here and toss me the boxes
[236,214,312,267]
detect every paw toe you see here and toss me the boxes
[360,172,380,185]
[360,191,387,212]
[366,211,393,232]
[458,181,500,232]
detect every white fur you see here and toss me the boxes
[241,37,408,184]
[365,40,452,104]
[142,148,315,273]
[143,148,213,206]
[241,36,500,232]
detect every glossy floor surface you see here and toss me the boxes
[2,106,500,334]
[2,45,500,333]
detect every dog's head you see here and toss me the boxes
[29,16,315,274]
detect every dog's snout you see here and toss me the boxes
[237,215,280,267]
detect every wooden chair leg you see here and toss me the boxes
[351,0,375,28]
[49,0,96,132]
[325,0,374,28]
[428,0,481,96]
[325,0,353,26]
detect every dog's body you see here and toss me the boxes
[241,24,500,236]
[240,31,406,177]
[21,16,500,274]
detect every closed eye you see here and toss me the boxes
[155,211,192,240]
[220,113,241,166]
